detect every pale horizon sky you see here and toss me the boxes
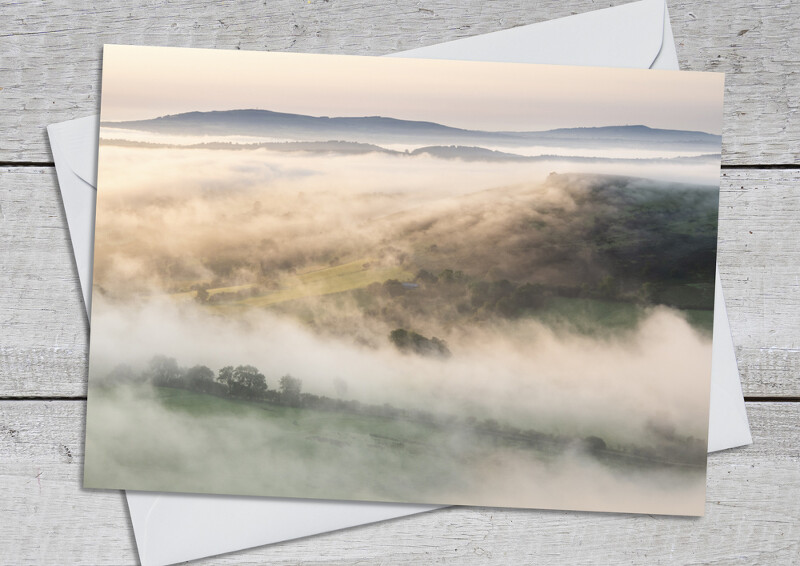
[100,45,725,135]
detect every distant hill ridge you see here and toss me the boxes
[101,109,721,148]
[99,137,721,165]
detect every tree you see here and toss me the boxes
[495,296,516,318]
[382,279,405,297]
[232,365,267,399]
[497,283,545,317]
[389,328,451,358]
[414,269,438,284]
[217,365,234,395]
[186,365,215,393]
[389,328,410,350]
[489,279,515,304]
[147,355,184,387]
[583,436,607,453]
[279,375,303,406]
[469,280,491,308]
[426,336,451,358]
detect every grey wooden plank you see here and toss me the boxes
[0,167,88,397]
[0,400,797,565]
[2,167,797,398]
[670,0,800,165]
[717,170,800,396]
[0,0,798,165]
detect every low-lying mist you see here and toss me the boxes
[89,293,710,448]
[85,388,706,515]
[85,335,706,515]
[93,144,719,297]
[86,131,716,514]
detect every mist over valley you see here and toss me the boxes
[86,111,719,513]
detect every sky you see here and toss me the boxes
[100,44,725,134]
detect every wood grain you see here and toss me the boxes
[0,0,798,164]
[0,400,797,565]
[717,170,800,397]
[0,167,88,397]
[2,167,797,398]
[1,2,798,563]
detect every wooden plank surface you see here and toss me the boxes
[0,0,798,165]
[1,401,797,565]
[2,1,799,564]
[2,167,797,398]
[717,170,800,397]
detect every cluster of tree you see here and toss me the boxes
[429,268,652,310]
[364,270,553,324]
[109,358,544,437]
[364,270,549,321]
[388,328,451,358]
[363,266,669,332]
[217,365,267,398]
[107,355,303,403]
[469,279,546,315]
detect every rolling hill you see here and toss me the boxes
[101,109,721,151]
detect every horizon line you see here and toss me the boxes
[100,109,722,138]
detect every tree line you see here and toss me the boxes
[103,354,705,468]
[106,355,304,404]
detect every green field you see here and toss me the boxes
[532,296,713,336]
[85,384,706,506]
[240,259,412,308]
[170,282,258,301]
[85,385,525,501]
[153,386,444,453]
[171,259,413,308]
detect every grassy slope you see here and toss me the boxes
[86,385,474,499]
[85,382,704,505]
[171,259,413,308]
[155,386,434,446]
[240,259,412,308]
[147,386,505,499]
[152,386,704,469]
[534,297,713,336]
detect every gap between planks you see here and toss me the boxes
[1,163,799,169]
[0,396,797,402]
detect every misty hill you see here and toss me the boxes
[199,173,718,318]
[371,173,719,310]
[101,109,721,150]
[99,137,720,166]
[102,138,395,155]
[407,145,720,164]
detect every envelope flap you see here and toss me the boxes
[393,0,666,69]
[128,492,439,566]
[50,115,100,186]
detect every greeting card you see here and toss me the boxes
[85,45,723,516]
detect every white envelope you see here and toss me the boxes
[47,1,751,564]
